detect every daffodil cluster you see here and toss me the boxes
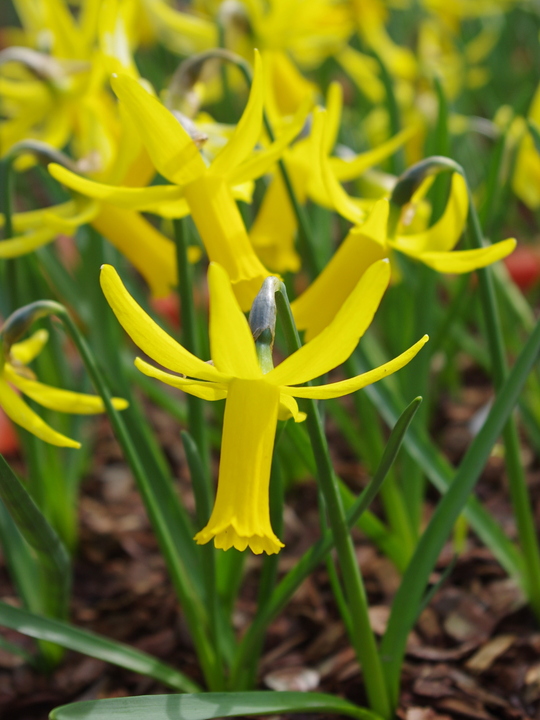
[0,0,522,557]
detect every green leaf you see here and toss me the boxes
[380,314,540,705]
[0,453,70,620]
[355,347,525,582]
[49,691,379,720]
[0,601,200,693]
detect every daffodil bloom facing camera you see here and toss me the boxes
[50,51,310,310]
[101,261,428,554]
[292,120,517,340]
[0,328,128,448]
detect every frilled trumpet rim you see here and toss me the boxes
[194,377,284,555]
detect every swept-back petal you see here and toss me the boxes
[49,164,185,209]
[9,330,49,365]
[331,125,418,182]
[319,111,364,226]
[211,50,264,178]
[100,265,227,382]
[229,95,312,186]
[5,365,128,413]
[278,393,306,422]
[111,73,206,185]
[135,358,228,401]
[394,172,468,254]
[194,378,283,555]
[282,336,429,399]
[0,226,57,257]
[0,377,80,448]
[208,263,261,379]
[268,258,391,386]
[291,200,389,340]
[416,238,517,273]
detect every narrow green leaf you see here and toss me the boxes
[0,454,70,620]
[49,691,379,720]
[380,315,540,704]
[0,601,201,693]
[356,347,525,582]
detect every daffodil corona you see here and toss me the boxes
[101,261,428,554]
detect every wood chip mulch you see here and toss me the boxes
[1,378,539,720]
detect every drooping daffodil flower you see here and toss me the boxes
[100,260,428,554]
[250,81,417,273]
[0,328,128,448]
[292,120,516,340]
[50,50,310,310]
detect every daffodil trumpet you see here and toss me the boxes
[100,261,428,555]
[292,122,517,341]
[0,302,128,448]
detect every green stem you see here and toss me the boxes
[173,219,212,490]
[274,288,391,720]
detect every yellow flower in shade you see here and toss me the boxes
[50,51,309,310]
[0,0,201,299]
[250,81,417,273]
[100,260,428,553]
[0,329,128,448]
[292,123,517,341]
[513,84,540,210]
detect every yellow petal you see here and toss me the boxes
[135,358,228,401]
[0,225,56,257]
[282,336,429,399]
[5,365,128,414]
[183,175,270,311]
[111,73,206,185]
[93,205,178,299]
[291,200,389,340]
[207,263,261,379]
[211,50,263,178]
[268,258,391,386]
[278,393,306,422]
[416,238,517,274]
[141,0,218,55]
[318,110,364,226]
[331,125,418,183]
[10,329,49,365]
[324,81,343,154]
[395,172,468,254]
[194,378,284,555]
[249,174,301,273]
[229,94,312,186]
[100,264,227,382]
[49,163,186,210]
[0,376,80,448]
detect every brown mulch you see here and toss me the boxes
[1,378,540,720]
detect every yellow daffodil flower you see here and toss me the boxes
[0,0,130,172]
[142,0,352,115]
[50,51,310,309]
[250,82,417,273]
[513,84,540,210]
[100,260,428,554]
[292,131,516,340]
[0,328,128,448]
